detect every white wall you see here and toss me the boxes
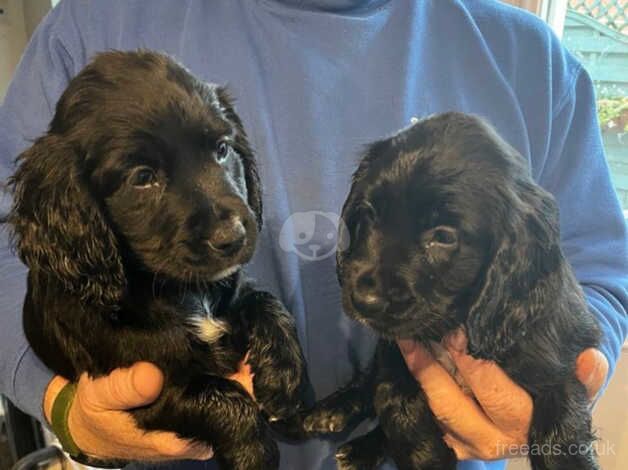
[0,0,28,101]
[0,0,52,101]
[503,0,542,15]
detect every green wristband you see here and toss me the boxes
[50,382,82,457]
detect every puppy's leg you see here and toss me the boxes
[291,341,383,438]
[239,290,310,420]
[335,426,387,470]
[268,366,375,441]
[300,366,375,436]
[528,379,599,470]
[135,375,278,470]
[375,341,457,470]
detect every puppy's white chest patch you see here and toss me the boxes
[188,296,229,344]
[429,341,472,395]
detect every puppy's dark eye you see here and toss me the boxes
[423,225,458,248]
[422,225,459,265]
[433,227,457,245]
[129,167,158,188]
[216,141,231,162]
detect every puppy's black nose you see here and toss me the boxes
[351,268,388,314]
[388,274,413,306]
[208,216,246,257]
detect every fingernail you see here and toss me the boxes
[190,443,214,460]
[398,339,417,355]
[578,352,599,386]
[584,359,602,392]
[199,447,214,460]
[445,328,467,354]
[404,343,434,374]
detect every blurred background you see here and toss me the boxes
[0,1,626,469]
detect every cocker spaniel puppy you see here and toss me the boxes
[7,50,308,470]
[297,113,601,470]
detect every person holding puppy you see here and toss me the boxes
[1,1,626,469]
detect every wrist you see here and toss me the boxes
[49,380,83,457]
[43,375,70,425]
[66,391,91,456]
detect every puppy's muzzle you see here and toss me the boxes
[351,268,413,315]
[352,268,389,314]
[207,215,247,257]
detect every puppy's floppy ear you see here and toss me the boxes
[8,134,125,306]
[465,181,563,360]
[215,86,263,229]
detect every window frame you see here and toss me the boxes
[539,0,569,37]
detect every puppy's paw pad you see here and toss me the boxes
[303,411,348,433]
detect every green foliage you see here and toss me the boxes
[597,96,628,132]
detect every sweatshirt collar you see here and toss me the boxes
[265,0,389,13]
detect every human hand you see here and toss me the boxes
[43,362,213,462]
[397,330,608,460]
[230,351,255,399]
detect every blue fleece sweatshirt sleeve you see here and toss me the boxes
[0,6,77,422]
[539,63,628,386]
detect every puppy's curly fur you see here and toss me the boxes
[6,50,309,470]
[293,113,601,470]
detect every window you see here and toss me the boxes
[528,0,628,214]
[506,1,628,214]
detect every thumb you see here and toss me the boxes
[396,339,437,379]
[397,339,419,357]
[84,362,164,411]
[575,348,608,401]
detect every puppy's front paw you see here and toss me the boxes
[336,443,377,470]
[303,408,349,434]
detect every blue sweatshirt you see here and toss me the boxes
[1,1,626,469]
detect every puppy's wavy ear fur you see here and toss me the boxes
[8,134,125,307]
[465,180,563,360]
[215,86,263,229]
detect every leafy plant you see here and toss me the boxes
[597,96,628,132]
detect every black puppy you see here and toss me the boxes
[6,50,308,470]
[298,113,601,470]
